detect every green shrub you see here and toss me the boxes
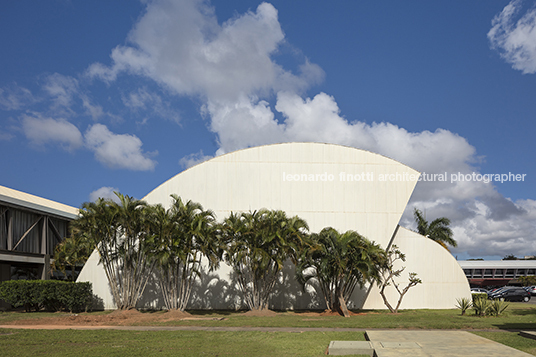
[455,297,472,315]
[471,292,488,303]
[489,299,509,316]
[0,280,92,312]
[472,297,490,316]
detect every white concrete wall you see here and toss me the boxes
[144,143,418,248]
[77,142,470,310]
[362,226,471,310]
[76,249,115,310]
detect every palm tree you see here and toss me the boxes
[72,193,155,310]
[111,192,155,310]
[297,227,386,317]
[413,208,456,250]
[51,234,93,281]
[221,209,309,311]
[149,195,218,311]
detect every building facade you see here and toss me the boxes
[0,185,78,283]
[78,142,471,310]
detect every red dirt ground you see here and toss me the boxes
[1,309,356,327]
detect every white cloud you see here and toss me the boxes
[122,87,181,124]
[87,0,323,102]
[89,186,121,203]
[84,123,157,171]
[0,130,14,141]
[488,0,536,74]
[207,96,285,156]
[21,113,83,151]
[43,73,105,120]
[179,150,213,169]
[43,73,79,109]
[0,85,35,110]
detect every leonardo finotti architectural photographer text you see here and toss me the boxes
[281,171,526,184]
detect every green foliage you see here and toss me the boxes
[503,254,518,260]
[472,296,490,316]
[297,227,386,317]
[413,208,456,249]
[148,196,218,311]
[222,209,309,311]
[0,280,92,312]
[72,192,155,310]
[518,275,536,286]
[51,234,93,281]
[471,292,488,303]
[455,297,472,315]
[489,299,509,316]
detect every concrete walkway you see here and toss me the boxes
[364,330,533,357]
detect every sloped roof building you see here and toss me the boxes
[78,142,470,310]
[0,185,78,282]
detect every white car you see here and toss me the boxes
[523,286,536,296]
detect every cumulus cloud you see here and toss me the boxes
[22,113,83,151]
[179,150,213,169]
[122,87,181,124]
[87,0,536,258]
[87,0,323,102]
[89,186,121,203]
[43,73,79,109]
[0,130,14,141]
[488,0,536,74]
[0,85,35,110]
[84,123,157,171]
[43,73,105,120]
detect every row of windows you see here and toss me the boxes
[463,268,536,279]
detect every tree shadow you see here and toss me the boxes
[89,293,104,311]
[137,273,165,310]
[494,322,536,331]
[268,259,324,311]
[189,264,245,310]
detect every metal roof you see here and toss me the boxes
[459,260,536,269]
[0,185,79,220]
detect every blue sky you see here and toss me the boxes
[1,0,536,259]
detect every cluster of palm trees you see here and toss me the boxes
[56,192,456,316]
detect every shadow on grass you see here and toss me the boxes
[508,308,536,317]
[494,323,536,331]
[187,310,240,316]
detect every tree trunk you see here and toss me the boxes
[335,289,350,317]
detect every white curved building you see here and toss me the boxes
[78,142,470,310]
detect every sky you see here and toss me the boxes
[1,0,536,260]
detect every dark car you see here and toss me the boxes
[490,287,531,302]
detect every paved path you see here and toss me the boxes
[365,330,534,357]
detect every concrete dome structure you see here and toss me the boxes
[78,142,470,310]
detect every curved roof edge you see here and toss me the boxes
[144,142,421,200]
[0,185,79,220]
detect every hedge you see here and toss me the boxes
[471,292,488,303]
[0,280,92,312]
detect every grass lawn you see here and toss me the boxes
[1,303,536,356]
[0,329,369,357]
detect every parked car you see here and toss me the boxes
[490,287,531,302]
[471,288,489,294]
[523,286,536,296]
